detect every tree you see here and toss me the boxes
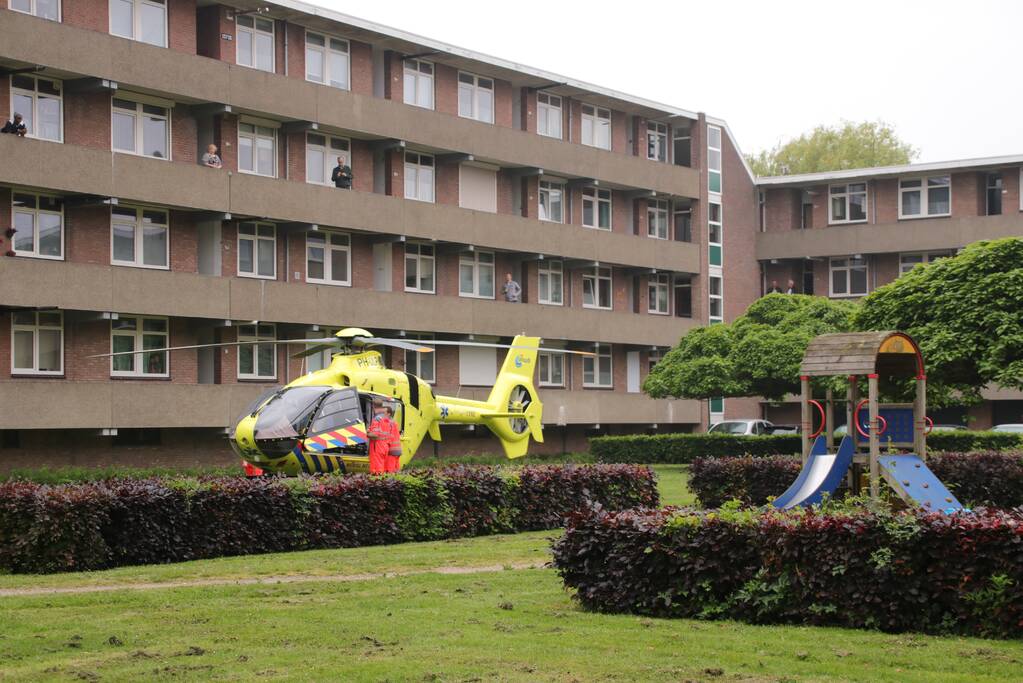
[644,295,858,401]
[747,120,917,177]
[854,238,1023,407]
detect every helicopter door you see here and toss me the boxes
[305,387,367,452]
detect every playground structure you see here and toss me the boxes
[773,331,964,513]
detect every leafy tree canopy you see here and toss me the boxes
[855,238,1023,407]
[644,294,858,401]
[747,120,917,177]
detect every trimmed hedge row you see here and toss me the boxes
[553,505,1023,637]
[589,430,1023,465]
[0,465,657,574]
[689,451,1023,509]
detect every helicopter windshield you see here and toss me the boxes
[253,386,332,440]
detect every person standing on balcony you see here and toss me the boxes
[785,279,798,294]
[502,272,521,303]
[331,155,352,189]
[201,143,223,169]
[766,279,782,294]
[1,113,27,136]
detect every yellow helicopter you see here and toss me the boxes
[95,328,591,475]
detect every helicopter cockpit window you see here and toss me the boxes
[228,385,282,439]
[309,388,364,435]
[253,386,332,440]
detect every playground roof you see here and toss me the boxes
[800,331,924,378]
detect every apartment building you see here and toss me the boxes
[0,0,761,467]
[757,157,1023,428]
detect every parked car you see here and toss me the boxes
[768,424,800,435]
[708,419,775,435]
[930,424,967,432]
[992,424,1023,433]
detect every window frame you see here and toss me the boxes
[237,121,277,177]
[235,14,275,73]
[580,104,611,150]
[582,343,612,388]
[537,259,564,306]
[582,266,613,310]
[537,350,564,387]
[536,92,562,139]
[457,71,495,124]
[109,0,167,47]
[11,310,63,376]
[646,121,668,162]
[708,273,723,322]
[647,273,670,315]
[305,327,339,373]
[304,30,350,90]
[11,192,64,261]
[111,96,171,160]
[899,251,952,275]
[404,242,436,294]
[304,132,351,186]
[237,323,277,381]
[10,74,63,143]
[9,0,61,21]
[538,179,565,223]
[404,334,435,384]
[110,205,169,270]
[581,187,612,230]
[109,314,169,378]
[829,256,869,297]
[707,125,722,194]
[237,221,277,280]
[898,175,952,219]
[828,182,868,224]
[458,249,496,299]
[647,198,669,239]
[402,58,435,110]
[305,230,351,286]
[403,151,435,203]
[985,172,1002,216]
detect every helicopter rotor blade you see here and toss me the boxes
[355,338,436,353]
[290,343,339,359]
[368,338,596,357]
[87,337,341,358]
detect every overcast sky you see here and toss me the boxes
[317,0,1023,163]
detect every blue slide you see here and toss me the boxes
[879,454,964,513]
[772,436,854,510]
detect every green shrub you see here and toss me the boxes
[928,431,1023,452]
[589,433,801,464]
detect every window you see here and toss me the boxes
[305,133,350,186]
[648,273,670,315]
[12,193,63,260]
[11,310,62,375]
[648,349,664,374]
[111,206,168,269]
[459,250,495,299]
[457,72,494,123]
[709,274,723,322]
[708,202,722,267]
[986,173,1002,216]
[238,122,276,177]
[674,274,692,318]
[110,315,167,377]
[305,32,349,90]
[9,0,59,20]
[538,259,563,305]
[899,251,952,275]
[538,180,564,223]
[537,93,562,139]
[538,351,564,387]
[237,323,276,380]
[582,187,611,230]
[829,183,867,223]
[647,199,669,239]
[306,231,350,285]
[581,104,611,150]
[707,125,722,193]
[404,152,435,202]
[305,327,339,373]
[404,335,435,384]
[405,243,436,293]
[238,222,276,279]
[673,127,691,167]
[829,256,868,297]
[899,176,950,218]
[403,59,434,109]
[112,98,169,159]
[582,266,612,310]
[11,75,62,142]
[236,15,275,72]
[110,0,166,47]
[647,121,667,162]
[583,343,612,388]
[673,203,692,242]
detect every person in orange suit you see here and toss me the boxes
[367,399,393,474]
[385,404,402,473]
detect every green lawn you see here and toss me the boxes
[3,531,1022,681]
[651,464,695,507]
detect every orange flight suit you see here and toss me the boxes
[368,414,393,474]
[385,420,402,473]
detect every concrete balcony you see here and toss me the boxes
[0,257,697,347]
[0,380,702,429]
[756,214,1023,261]
[0,10,700,199]
[0,136,701,275]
